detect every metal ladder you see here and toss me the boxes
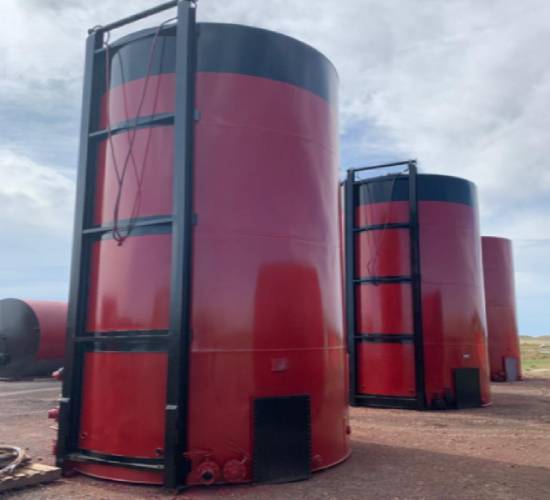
[56,1,197,489]
[344,160,426,410]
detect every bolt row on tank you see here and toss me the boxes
[0,0,522,492]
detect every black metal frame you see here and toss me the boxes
[344,160,426,410]
[57,1,198,490]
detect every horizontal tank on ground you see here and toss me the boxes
[344,161,491,410]
[482,236,522,382]
[0,299,66,379]
[56,2,349,489]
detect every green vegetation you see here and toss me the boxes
[520,337,550,372]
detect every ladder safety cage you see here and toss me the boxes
[56,0,198,490]
[344,159,426,410]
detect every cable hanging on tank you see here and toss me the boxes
[102,17,176,245]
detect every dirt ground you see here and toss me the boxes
[1,373,550,500]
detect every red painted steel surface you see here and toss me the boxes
[26,300,67,361]
[99,74,176,129]
[93,127,173,225]
[79,352,167,457]
[355,193,491,407]
[357,342,416,396]
[482,236,522,381]
[355,228,410,278]
[420,202,490,405]
[193,70,348,480]
[86,234,171,332]
[355,284,413,334]
[77,56,348,484]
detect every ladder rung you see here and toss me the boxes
[82,216,173,236]
[67,452,164,471]
[353,222,410,233]
[349,159,415,174]
[74,332,171,343]
[354,333,414,343]
[354,275,413,284]
[89,113,175,140]
[90,0,178,35]
[353,173,407,185]
[354,394,420,410]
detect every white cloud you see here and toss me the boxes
[515,240,550,297]
[0,149,74,300]
[0,150,74,233]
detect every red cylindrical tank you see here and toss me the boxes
[0,299,66,378]
[351,174,491,409]
[68,22,349,485]
[481,236,522,381]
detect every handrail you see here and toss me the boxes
[88,0,190,35]
[347,159,416,176]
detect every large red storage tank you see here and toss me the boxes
[481,236,522,381]
[0,299,66,378]
[57,4,349,488]
[344,167,491,409]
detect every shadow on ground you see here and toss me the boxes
[8,440,549,500]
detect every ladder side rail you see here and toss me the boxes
[163,0,197,489]
[408,161,426,409]
[57,30,104,466]
[344,170,358,405]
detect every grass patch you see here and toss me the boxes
[520,337,550,371]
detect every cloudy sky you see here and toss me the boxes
[1,0,549,335]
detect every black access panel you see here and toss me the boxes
[252,395,312,483]
[453,368,482,409]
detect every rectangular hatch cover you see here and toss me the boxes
[252,395,311,483]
